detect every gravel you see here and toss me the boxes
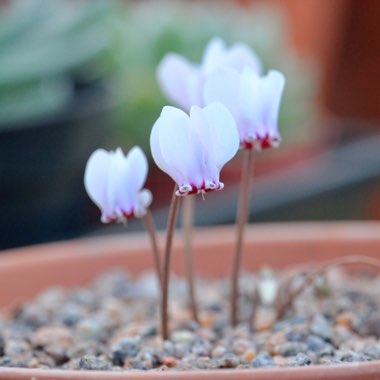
[0,267,380,371]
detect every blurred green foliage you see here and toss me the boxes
[0,0,118,127]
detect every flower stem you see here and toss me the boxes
[142,210,162,291]
[161,184,180,341]
[231,148,254,326]
[182,196,199,322]
[276,255,380,320]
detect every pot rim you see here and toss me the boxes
[0,360,379,380]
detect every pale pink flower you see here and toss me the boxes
[84,146,152,223]
[157,37,262,111]
[150,102,239,196]
[204,67,286,150]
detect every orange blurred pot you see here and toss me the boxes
[1,222,380,379]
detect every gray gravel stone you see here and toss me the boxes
[310,314,333,341]
[79,355,112,370]
[359,345,380,360]
[306,335,334,356]
[275,342,308,357]
[171,330,195,345]
[76,318,105,340]
[111,336,141,366]
[252,352,275,368]
[287,353,312,366]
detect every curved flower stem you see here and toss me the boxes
[142,210,162,291]
[276,255,380,320]
[182,196,199,322]
[231,148,255,326]
[161,184,180,341]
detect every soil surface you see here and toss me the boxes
[1,267,380,371]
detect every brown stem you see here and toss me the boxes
[276,255,380,320]
[161,184,180,340]
[182,196,199,322]
[231,148,254,326]
[142,210,162,291]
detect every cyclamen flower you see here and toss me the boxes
[204,67,286,150]
[150,102,239,196]
[84,146,152,223]
[157,37,262,111]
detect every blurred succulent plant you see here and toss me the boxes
[0,0,119,127]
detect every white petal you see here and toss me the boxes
[238,67,269,141]
[201,37,226,76]
[155,106,203,187]
[135,189,153,217]
[157,53,202,111]
[106,148,129,218]
[262,70,286,132]
[203,68,241,117]
[239,67,262,125]
[196,102,239,171]
[84,149,111,215]
[125,146,148,193]
[225,42,262,74]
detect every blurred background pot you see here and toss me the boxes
[0,222,380,379]
[0,81,111,249]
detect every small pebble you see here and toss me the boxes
[310,314,333,341]
[171,330,195,345]
[76,318,105,341]
[306,335,334,357]
[252,352,275,368]
[79,355,112,371]
[275,342,308,357]
[111,336,141,366]
[287,353,312,367]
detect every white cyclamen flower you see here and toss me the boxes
[157,37,262,112]
[84,146,152,223]
[204,67,286,150]
[150,102,239,196]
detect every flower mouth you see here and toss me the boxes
[102,209,136,224]
[241,134,281,150]
[176,180,224,196]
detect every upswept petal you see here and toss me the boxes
[239,68,285,148]
[262,70,286,133]
[107,148,130,220]
[203,68,241,117]
[239,67,262,127]
[198,102,239,171]
[153,106,203,188]
[156,53,202,111]
[202,38,262,76]
[201,37,225,76]
[225,42,262,74]
[125,146,149,193]
[84,149,111,215]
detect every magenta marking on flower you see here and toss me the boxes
[176,180,224,196]
[240,134,282,150]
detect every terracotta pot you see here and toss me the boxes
[1,222,380,379]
